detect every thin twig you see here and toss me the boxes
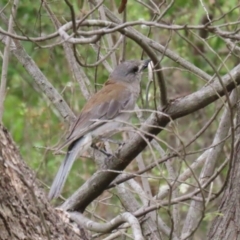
[0,0,19,121]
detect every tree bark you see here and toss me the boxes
[207,100,240,240]
[0,124,85,240]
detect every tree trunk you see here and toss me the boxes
[0,124,85,240]
[207,101,240,240]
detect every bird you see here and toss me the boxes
[48,59,151,200]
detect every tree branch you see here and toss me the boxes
[61,63,240,212]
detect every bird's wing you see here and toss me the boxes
[57,81,135,150]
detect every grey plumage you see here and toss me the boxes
[48,59,150,200]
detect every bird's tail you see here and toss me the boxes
[48,134,92,200]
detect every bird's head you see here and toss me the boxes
[109,59,151,83]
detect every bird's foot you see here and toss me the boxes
[91,143,112,158]
[117,141,125,155]
[99,137,124,147]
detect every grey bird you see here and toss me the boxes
[48,59,150,200]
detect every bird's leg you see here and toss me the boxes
[98,137,125,157]
[98,137,126,156]
[91,136,125,159]
[91,143,112,158]
[99,137,124,147]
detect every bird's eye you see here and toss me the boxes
[131,66,139,73]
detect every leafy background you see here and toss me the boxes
[0,0,238,238]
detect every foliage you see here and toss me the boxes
[1,0,240,239]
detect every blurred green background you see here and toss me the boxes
[0,0,238,238]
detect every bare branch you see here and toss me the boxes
[0,0,19,121]
[60,62,240,212]
[70,211,144,239]
[42,0,92,100]
[181,88,238,239]
[0,32,75,122]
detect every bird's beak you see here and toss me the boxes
[141,59,151,70]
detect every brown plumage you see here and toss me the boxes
[48,59,150,200]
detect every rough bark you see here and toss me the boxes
[0,124,86,240]
[207,100,240,240]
